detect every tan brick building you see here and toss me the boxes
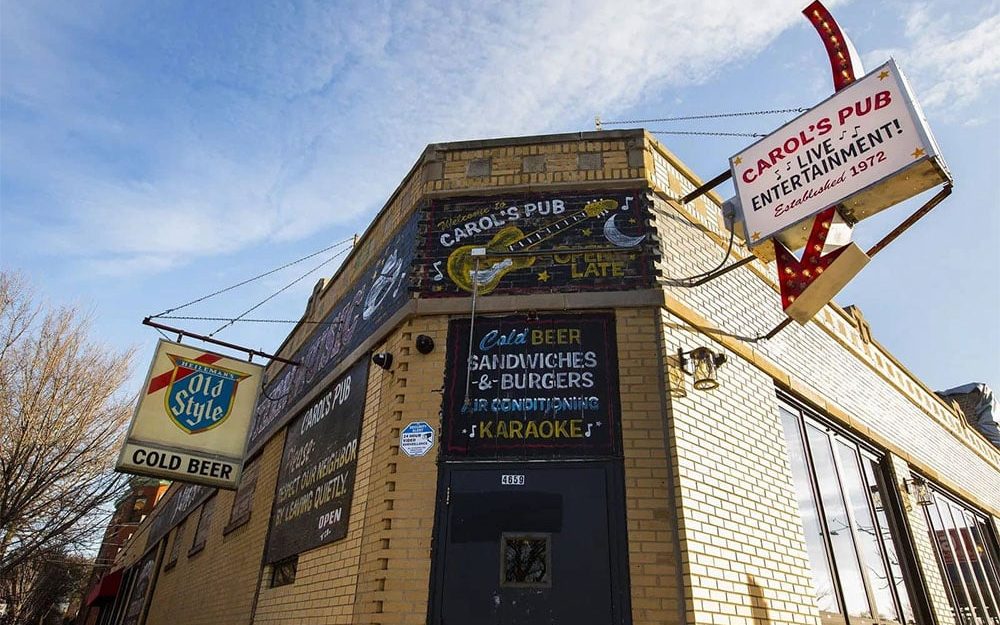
[96,130,1000,625]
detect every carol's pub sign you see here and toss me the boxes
[116,340,263,489]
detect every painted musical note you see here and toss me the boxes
[851,125,861,138]
[469,425,477,439]
[585,423,594,437]
[431,260,444,282]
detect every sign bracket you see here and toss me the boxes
[866,183,952,257]
[142,317,301,367]
[680,170,733,205]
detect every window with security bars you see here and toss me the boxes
[501,533,551,587]
[270,556,297,588]
[920,482,1000,625]
[779,399,918,625]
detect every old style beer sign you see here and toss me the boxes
[731,59,947,247]
[117,340,263,489]
[443,313,621,458]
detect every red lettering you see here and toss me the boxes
[838,106,853,125]
[874,90,891,110]
[742,169,757,184]
[816,117,832,135]
[768,147,784,164]
[783,136,800,154]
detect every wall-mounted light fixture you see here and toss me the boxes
[904,475,935,507]
[676,347,727,391]
[372,352,393,371]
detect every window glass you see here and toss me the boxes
[270,556,297,587]
[835,441,900,622]
[962,511,1000,622]
[974,517,1000,616]
[779,399,920,625]
[861,458,914,624]
[923,482,1000,625]
[779,408,840,617]
[805,424,872,620]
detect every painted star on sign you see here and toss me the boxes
[879,70,890,80]
[582,228,592,236]
[911,148,926,159]
[734,156,743,166]
[537,270,551,282]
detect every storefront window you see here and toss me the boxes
[921,482,1000,625]
[779,400,918,625]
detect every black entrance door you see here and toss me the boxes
[430,462,630,625]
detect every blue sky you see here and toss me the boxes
[1,0,997,395]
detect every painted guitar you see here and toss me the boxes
[446,199,618,294]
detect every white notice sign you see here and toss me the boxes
[400,421,435,457]
[730,59,943,246]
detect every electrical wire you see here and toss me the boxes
[660,225,737,286]
[649,130,765,138]
[157,315,338,325]
[209,246,352,337]
[149,235,356,318]
[601,107,808,125]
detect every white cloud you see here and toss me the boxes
[864,3,1000,115]
[2,0,836,276]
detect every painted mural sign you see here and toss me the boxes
[266,359,368,563]
[443,313,620,458]
[145,483,214,549]
[731,59,944,245]
[121,550,158,625]
[248,213,418,454]
[422,192,650,296]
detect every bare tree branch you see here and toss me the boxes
[0,272,136,584]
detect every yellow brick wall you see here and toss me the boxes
[143,429,285,625]
[661,308,821,625]
[348,317,447,625]
[615,307,684,624]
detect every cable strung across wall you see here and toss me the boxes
[599,107,809,126]
[208,245,353,337]
[149,235,356,319]
[649,130,765,138]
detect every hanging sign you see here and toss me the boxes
[266,359,368,563]
[116,340,263,489]
[731,59,948,247]
[442,312,620,459]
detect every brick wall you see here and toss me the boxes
[616,307,685,624]
[142,430,284,625]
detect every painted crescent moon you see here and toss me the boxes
[603,214,646,248]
